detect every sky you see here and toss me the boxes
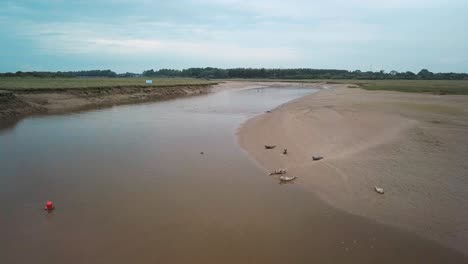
[0,0,467,73]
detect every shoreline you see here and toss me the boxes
[0,84,215,123]
[238,85,468,254]
[0,81,321,127]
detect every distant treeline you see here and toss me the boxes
[1,68,468,80]
[0,70,131,78]
[142,68,468,80]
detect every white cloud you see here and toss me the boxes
[193,0,444,20]
[343,0,444,9]
[19,17,379,57]
[4,0,464,71]
[193,0,336,19]
[16,21,299,65]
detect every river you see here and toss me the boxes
[0,84,465,263]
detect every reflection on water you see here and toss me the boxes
[0,86,466,263]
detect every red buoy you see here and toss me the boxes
[45,201,55,211]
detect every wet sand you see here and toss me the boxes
[238,84,468,255]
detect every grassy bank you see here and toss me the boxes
[224,79,468,95]
[344,80,468,95]
[1,77,466,95]
[0,77,217,91]
[0,77,216,121]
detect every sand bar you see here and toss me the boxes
[238,84,468,254]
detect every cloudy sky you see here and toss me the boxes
[0,0,467,73]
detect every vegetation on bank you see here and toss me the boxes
[0,70,121,78]
[0,75,467,95]
[0,78,217,91]
[344,80,468,95]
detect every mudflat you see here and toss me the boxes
[238,85,468,254]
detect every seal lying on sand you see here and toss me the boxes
[279,175,296,182]
[269,169,287,175]
[374,186,384,194]
[265,145,276,149]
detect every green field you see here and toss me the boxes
[339,80,468,95]
[0,77,217,91]
[225,79,468,95]
[1,77,467,95]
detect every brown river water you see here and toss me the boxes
[1,86,467,263]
